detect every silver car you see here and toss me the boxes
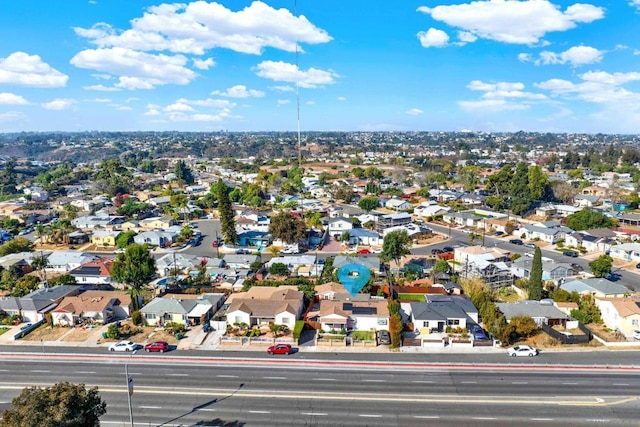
[507,345,538,357]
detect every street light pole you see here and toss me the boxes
[125,350,137,427]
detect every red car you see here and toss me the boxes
[267,344,292,355]
[144,341,169,353]
[357,248,370,255]
[211,240,220,247]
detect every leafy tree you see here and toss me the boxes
[48,274,76,287]
[173,159,195,185]
[358,196,379,212]
[589,254,613,278]
[332,184,354,203]
[115,231,136,248]
[509,315,539,338]
[30,253,48,281]
[388,300,403,348]
[570,294,602,324]
[93,159,132,196]
[216,179,238,245]
[364,166,384,180]
[381,230,412,298]
[431,258,450,282]
[269,262,290,276]
[550,288,580,303]
[528,247,543,300]
[0,237,34,256]
[117,198,150,218]
[0,382,106,427]
[269,211,307,244]
[12,275,40,297]
[566,208,614,231]
[111,243,156,310]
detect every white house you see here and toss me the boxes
[327,217,353,238]
[385,197,412,211]
[609,242,640,262]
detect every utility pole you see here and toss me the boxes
[125,350,137,427]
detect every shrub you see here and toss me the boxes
[106,323,120,339]
[165,322,186,334]
[130,310,143,326]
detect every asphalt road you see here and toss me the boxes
[0,354,638,426]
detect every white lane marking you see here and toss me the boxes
[167,373,189,377]
[216,375,238,378]
[358,414,382,418]
[562,382,578,385]
[196,408,216,412]
[263,376,287,380]
[531,418,554,421]
[512,381,528,384]
[313,378,336,381]
[412,380,434,383]
[613,383,629,386]
[249,410,271,414]
[301,412,328,416]
[30,370,50,373]
[461,381,477,384]
[139,406,162,409]
[76,371,96,374]
[473,417,497,420]
[415,415,440,419]
[362,379,385,382]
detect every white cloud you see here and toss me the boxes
[270,85,294,92]
[164,102,194,112]
[73,1,331,56]
[337,96,346,101]
[457,31,478,44]
[417,28,449,48]
[0,93,28,105]
[460,80,546,112]
[91,73,112,80]
[418,1,604,45]
[176,97,236,108]
[630,1,640,11]
[277,99,290,106]
[305,100,315,105]
[536,71,640,104]
[521,45,603,66]
[211,85,265,98]
[0,111,26,122]
[83,84,121,92]
[0,52,68,87]
[41,99,75,110]
[71,47,197,90]
[406,108,423,115]
[254,60,338,88]
[92,98,111,103]
[115,105,132,111]
[193,57,215,70]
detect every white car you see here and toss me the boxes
[109,340,139,352]
[633,330,640,340]
[507,345,538,357]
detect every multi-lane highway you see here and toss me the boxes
[0,350,639,426]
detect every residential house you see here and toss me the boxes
[519,221,573,244]
[156,253,216,276]
[385,197,412,211]
[574,195,602,208]
[561,278,633,298]
[609,242,640,262]
[225,286,305,328]
[594,296,640,338]
[306,297,390,332]
[134,230,176,247]
[70,257,114,285]
[237,230,271,249]
[405,295,479,333]
[535,204,581,218]
[565,228,616,253]
[413,202,451,219]
[0,285,81,323]
[139,216,175,230]
[91,230,121,247]
[510,257,574,281]
[46,251,97,273]
[223,254,260,270]
[265,255,323,277]
[140,293,224,327]
[326,217,353,239]
[236,212,270,232]
[454,246,512,288]
[347,228,382,246]
[72,214,125,230]
[334,255,384,276]
[496,300,570,326]
[51,290,132,326]
[375,212,412,233]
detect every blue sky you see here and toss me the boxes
[0,0,639,134]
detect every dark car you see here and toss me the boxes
[564,250,579,258]
[377,330,391,345]
[144,341,169,353]
[571,263,584,272]
[267,344,292,355]
[509,239,523,245]
[431,248,443,255]
[442,246,454,253]
[493,231,505,236]
[470,325,489,340]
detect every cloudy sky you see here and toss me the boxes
[0,0,639,133]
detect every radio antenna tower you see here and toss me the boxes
[295,0,302,168]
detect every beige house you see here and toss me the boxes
[139,216,175,230]
[225,286,304,328]
[595,296,640,338]
[91,230,121,247]
[51,291,132,326]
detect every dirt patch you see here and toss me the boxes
[21,325,70,341]
[60,326,102,342]
[98,326,186,345]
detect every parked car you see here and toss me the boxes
[431,248,443,255]
[633,330,640,340]
[267,344,292,355]
[442,246,454,253]
[523,243,537,249]
[371,248,382,254]
[377,330,391,345]
[493,231,505,236]
[571,263,584,272]
[144,341,169,353]
[109,341,140,352]
[563,250,579,258]
[357,248,370,255]
[507,345,538,357]
[509,239,523,245]
[470,325,489,341]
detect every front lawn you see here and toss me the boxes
[398,294,425,302]
[351,331,374,341]
[0,326,9,336]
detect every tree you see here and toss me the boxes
[0,237,34,256]
[358,196,379,212]
[110,243,156,310]
[431,259,450,282]
[566,208,614,231]
[269,262,290,276]
[381,230,412,299]
[589,254,613,278]
[216,179,238,245]
[93,159,132,196]
[115,231,136,248]
[528,247,543,300]
[30,252,48,282]
[269,211,307,244]
[12,275,40,297]
[0,382,106,427]
[173,159,195,185]
[509,315,539,338]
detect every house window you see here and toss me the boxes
[234,316,242,323]
[632,319,639,327]
[281,317,289,325]
[447,319,460,326]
